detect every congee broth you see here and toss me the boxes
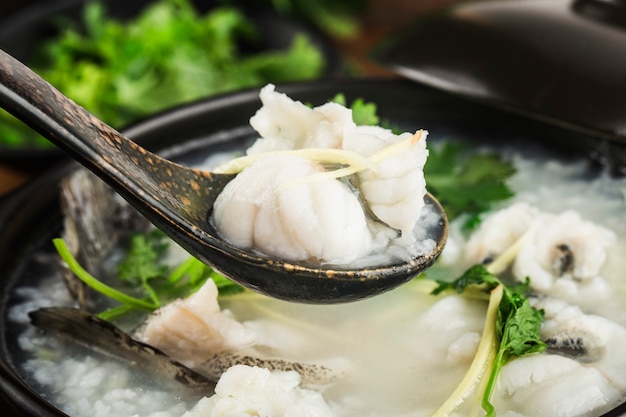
[6,89,626,417]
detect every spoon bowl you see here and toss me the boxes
[0,49,448,303]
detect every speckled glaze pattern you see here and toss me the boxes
[0,49,448,303]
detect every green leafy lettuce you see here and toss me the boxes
[0,0,325,148]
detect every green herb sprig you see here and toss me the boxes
[429,264,545,417]
[330,93,380,126]
[424,142,516,230]
[53,235,244,321]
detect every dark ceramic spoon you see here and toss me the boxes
[0,49,448,304]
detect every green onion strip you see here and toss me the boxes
[53,238,156,310]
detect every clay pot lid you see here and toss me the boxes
[373,0,626,145]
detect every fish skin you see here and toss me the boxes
[29,307,341,395]
[29,307,216,397]
[198,352,341,385]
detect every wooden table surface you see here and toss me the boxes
[0,0,462,199]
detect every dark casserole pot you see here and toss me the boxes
[0,79,624,416]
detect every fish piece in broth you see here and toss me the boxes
[29,305,342,392]
[198,352,341,385]
[28,307,216,399]
[136,278,345,385]
[493,297,626,416]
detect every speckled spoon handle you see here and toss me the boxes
[0,49,233,225]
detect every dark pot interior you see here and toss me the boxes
[0,78,624,416]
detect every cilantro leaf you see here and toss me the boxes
[481,292,545,417]
[53,238,157,312]
[53,228,244,321]
[424,142,516,228]
[330,93,380,127]
[118,230,169,285]
[500,299,545,357]
[432,263,500,295]
[117,230,169,306]
[430,264,546,417]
